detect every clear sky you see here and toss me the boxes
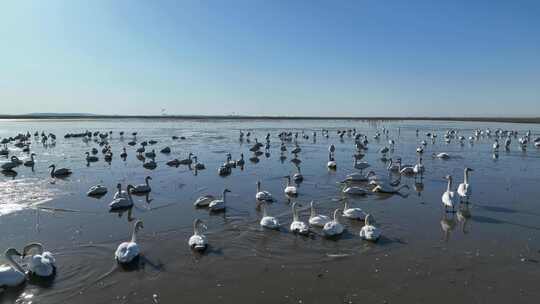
[1,0,539,116]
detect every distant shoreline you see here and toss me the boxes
[0,115,539,124]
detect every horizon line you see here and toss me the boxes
[0,114,539,124]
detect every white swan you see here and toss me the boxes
[344,171,376,182]
[85,152,99,162]
[327,153,337,170]
[342,200,366,220]
[372,184,409,194]
[457,168,473,202]
[342,185,368,196]
[115,220,143,264]
[22,243,56,277]
[308,201,330,227]
[359,214,381,242]
[442,175,458,212]
[49,164,72,177]
[193,194,215,207]
[432,152,450,159]
[259,201,280,230]
[23,153,36,167]
[87,184,108,196]
[131,176,152,194]
[290,202,309,235]
[293,166,303,182]
[283,176,298,196]
[387,159,401,172]
[109,185,135,210]
[322,209,344,237]
[188,219,208,251]
[353,159,370,172]
[413,157,425,174]
[113,183,128,199]
[256,181,274,202]
[0,248,25,288]
[208,189,230,212]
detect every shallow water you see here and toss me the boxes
[0,118,540,303]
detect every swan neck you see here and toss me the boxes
[292,204,299,221]
[464,170,469,184]
[6,253,24,274]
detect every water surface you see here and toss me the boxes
[1,118,539,304]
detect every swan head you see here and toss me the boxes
[465,167,474,172]
[146,176,152,181]
[444,175,452,181]
[4,248,22,258]
[223,188,231,194]
[127,184,135,192]
[48,164,55,168]
[22,242,44,258]
[133,219,144,233]
[365,213,374,226]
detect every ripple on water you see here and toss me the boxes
[0,178,58,216]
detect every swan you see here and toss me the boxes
[342,185,368,196]
[167,158,180,167]
[344,171,376,183]
[399,163,416,175]
[120,148,128,158]
[188,219,208,251]
[144,150,156,158]
[492,139,499,152]
[457,168,473,202]
[442,175,458,212]
[327,153,337,170]
[413,157,424,174]
[290,202,309,235]
[208,189,230,212]
[131,176,152,194]
[160,147,171,154]
[194,194,215,207]
[293,166,303,182]
[259,201,280,230]
[283,176,298,196]
[328,144,335,154]
[115,220,143,264]
[193,156,205,170]
[109,185,135,210]
[113,183,128,199]
[87,184,108,196]
[0,248,25,288]
[49,164,72,177]
[387,159,401,172]
[22,243,56,277]
[142,160,157,169]
[308,201,331,227]
[372,184,409,194]
[359,214,381,242]
[353,159,370,172]
[85,152,99,162]
[342,200,366,220]
[256,181,274,202]
[236,154,245,166]
[23,153,36,167]
[432,152,450,159]
[178,153,193,165]
[322,209,344,237]
[218,164,231,176]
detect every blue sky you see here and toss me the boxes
[1,0,539,116]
